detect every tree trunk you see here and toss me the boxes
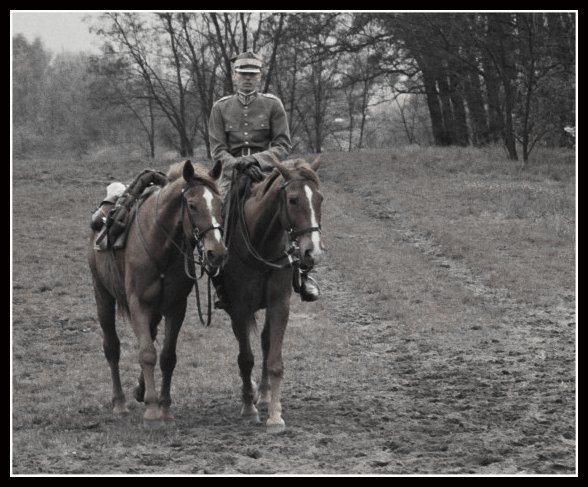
[347,94,355,151]
[502,81,518,161]
[148,96,155,159]
[210,13,234,94]
[447,60,469,146]
[481,57,503,144]
[263,14,284,93]
[499,19,519,161]
[480,15,504,145]
[463,70,489,146]
[436,71,455,146]
[421,65,446,146]
[240,13,248,51]
[486,14,518,160]
[164,14,193,157]
[288,48,298,134]
[357,78,370,150]
[312,61,323,153]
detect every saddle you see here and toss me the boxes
[93,169,168,251]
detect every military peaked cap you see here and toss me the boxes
[232,51,263,73]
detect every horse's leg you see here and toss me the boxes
[231,313,260,424]
[257,322,271,407]
[159,301,186,423]
[129,299,162,429]
[93,280,128,414]
[264,300,290,434]
[133,312,161,403]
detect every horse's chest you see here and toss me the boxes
[161,273,193,304]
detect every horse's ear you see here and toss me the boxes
[310,156,321,172]
[264,154,292,181]
[209,160,223,181]
[182,160,194,182]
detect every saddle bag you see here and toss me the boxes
[93,169,168,251]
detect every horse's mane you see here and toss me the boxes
[166,160,220,194]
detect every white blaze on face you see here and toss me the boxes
[304,185,322,254]
[202,187,222,243]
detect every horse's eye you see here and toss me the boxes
[188,202,197,210]
[288,197,298,206]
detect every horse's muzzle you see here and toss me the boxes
[205,249,227,270]
[301,246,325,268]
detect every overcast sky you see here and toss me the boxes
[11,11,101,54]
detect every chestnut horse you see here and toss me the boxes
[219,156,324,433]
[88,160,226,429]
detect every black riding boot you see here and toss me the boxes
[293,266,321,302]
[211,273,229,310]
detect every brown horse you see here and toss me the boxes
[88,160,227,429]
[219,156,324,433]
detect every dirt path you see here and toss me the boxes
[299,179,576,474]
[11,155,576,475]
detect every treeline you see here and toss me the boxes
[12,12,575,162]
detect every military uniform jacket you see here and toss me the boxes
[208,92,292,175]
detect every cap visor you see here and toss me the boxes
[235,68,261,73]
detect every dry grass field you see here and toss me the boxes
[11,146,576,475]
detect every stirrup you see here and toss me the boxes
[300,275,320,302]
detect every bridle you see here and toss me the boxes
[278,177,322,239]
[135,179,224,326]
[180,183,223,264]
[236,175,321,271]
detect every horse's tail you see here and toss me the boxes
[105,249,130,320]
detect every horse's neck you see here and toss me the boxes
[245,183,285,257]
[139,181,184,254]
[160,179,183,216]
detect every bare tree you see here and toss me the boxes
[89,56,157,158]
[92,12,198,156]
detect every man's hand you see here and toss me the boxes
[235,156,263,182]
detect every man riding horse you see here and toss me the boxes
[208,51,321,307]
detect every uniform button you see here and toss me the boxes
[244,132,248,135]
[245,141,249,145]
[244,123,248,126]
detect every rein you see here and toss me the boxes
[235,175,321,271]
[179,188,222,328]
[136,180,223,327]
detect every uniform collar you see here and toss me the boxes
[237,90,258,106]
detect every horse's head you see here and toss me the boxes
[180,160,227,271]
[268,156,325,269]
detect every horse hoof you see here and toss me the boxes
[160,409,176,425]
[240,404,261,424]
[245,413,262,425]
[142,418,165,431]
[113,404,129,415]
[266,418,286,434]
[241,411,262,425]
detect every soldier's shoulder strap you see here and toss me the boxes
[260,93,280,100]
[215,94,234,103]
